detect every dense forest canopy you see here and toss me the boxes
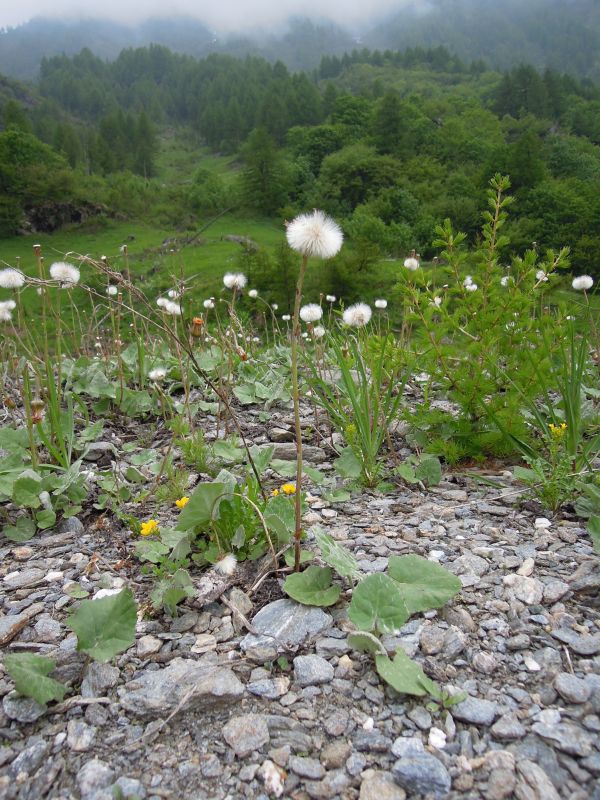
[1,37,600,278]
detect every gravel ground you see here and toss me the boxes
[1,404,600,800]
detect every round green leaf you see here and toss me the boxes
[4,653,66,706]
[67,587,137,662]
[375,648,437,697]
[387,554,462,616]
[283,565,341,607]
[348,573,409,634]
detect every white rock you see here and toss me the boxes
[258,760,285,797]
[517,558,535,577]
[428,727,447,749]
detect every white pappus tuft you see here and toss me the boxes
[49,261,80,287]
[343,302,372,327]
[0,268,25,289]
[215,553,237,576]
[299,303,323,323]
[403,257,419,271]
[374,299,387,309]
[148,367,167,381]
[248,289,258,299]
[286,210,343,259]
[223,272,247,291]
[572,275,594,291]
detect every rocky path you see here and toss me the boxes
[1,422,600,799]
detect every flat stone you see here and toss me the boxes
[67,720,97,751]
[392,753,451,799]
[272,443,326,463]
[0,613,33,645]
[223,713,270,757]
[543,579,569,604]
[77,759,115,800]
[391,737,425,758]
[289,755,325,779]
[503,574,544,605]
[112,777,147,799]
[554,672,591,704]
[294,655,334,686]
[241,599,331,661]
[451,696,498,727]
[81,662,120,698]
[531,722,594,756]
[304,768,350,799]
[473,651,498,674]
[2,691,46,723]
[247,677,290,699]
[360,771,407,800]
[137,635,162,656]
[321,741,352,768]
[551,628,600,656]
[516,759,560,800]
[33,617,62,642]
[3,568,46,589]
[491,714,526,740]
[118,657,244,718]
[8,738,49,776]
[315,637,349,657]
[324,708,349,736]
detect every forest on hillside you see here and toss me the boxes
[1,42,600,279]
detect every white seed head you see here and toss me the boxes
[286,210,343,259]
[374,298,387,309]
[223,272,247,290]
[343,302,372,327]
[271,303,278,311]
[148,367,167,381]
[106,285,118,296]
[167,289,180,299]
[49,261,80,287]
[403,257,420,271]
[431,296,442,308]
[326,294,336,303]
[203,299,215,309]
[313,325,326,339]
[0,268,25,289]
[282,314,291,321]
[156,297,168,308]
[164,300,182,316]
[215,553,237,576]
[248,289,258,299]
[535,269,548,282]
[465,282,478,292]
[299,303,323,323]
[572,275,594,291]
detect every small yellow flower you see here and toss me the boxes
[281,483,296,495]
[271,488,280,497]
[175,496,190,509]
[549,422,567,439]
[140,519,159,537]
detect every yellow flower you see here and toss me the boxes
[549,422,567,439]
[281,483,296,495]
[140,519,159,537]
[271,488,280,497]
[175,496,190,509]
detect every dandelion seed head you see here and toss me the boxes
[403,257,420,271]
[215,553,237,576]
[374,299,387,309]
[156,297,168,308]
[313,325,326,339]
[286,210,343,259]
[167,289,180,299]
[282,314,291,321]
[535,269,548,282]
[431,296,442,308]
[271,303,278,311]
[299,303,323,323]
[0,268,25,289]
[326,294,336,303]
[500,276,510,287]
[149,367,167,381]
[465,283,478,292]
[572,275,594,291]
[106,285,118,296]
[49,261,80,287]
[164,300,182,316]
[203,299,215,309]
[223,272,247,291]
[343,302,372,327]
[248,289,258,299]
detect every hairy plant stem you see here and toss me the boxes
[291,254,308,572]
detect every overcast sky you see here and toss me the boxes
[0,1,427,32]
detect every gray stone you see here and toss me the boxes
[9,738,49,777]
[554,672,592,704]
[227,588,253,633]
[247,677,290,699]
[353,730,392,752]
[137,635,162,656]
[473,651,498,675]
[201,754,223,778]
[67,719,97,751]
[83,441,117,461]
[241,599,331,660]
[542,579,569,604]
[272,443,326,463]
[294,655,334,686]
[391,737,425,758]
[346,752,367,776]
[531,722,593,756]
[81,662,120,698]
[77,759,115,800]
[324,709,349,737]
[491,714,526,740]
[3,568,46,589]
[392,753,451,799]
[315,637,349,657]
[360,771,407,800]
[289,756,325,779]
[551,628,600,656]
[2,692,46,723]
[503,575,544,605]
[452,695,498,727]
[265,715,313,752]
[0,612,33,645]
[321,741,352,769]
[118,657,244,718]
[516,759,560,800]
[33,616,62,643]
[304,768,350,799]
[111,777,147,799]
[57,516,84,535]
[223,713,270,757]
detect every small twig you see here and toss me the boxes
[52,696,111,714]
[563,645,575,675]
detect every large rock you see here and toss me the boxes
[241,599,332,661]
[223,713,270,757]
[118,657,243,718]
[392,753,451,798]
[451,695,498,727]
